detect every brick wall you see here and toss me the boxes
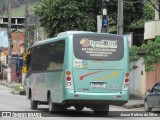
[11,32,24,55]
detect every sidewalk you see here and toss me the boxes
[0,79,144,109]
[123,99,144,109]
[0,79,22,87]
[0,79,26,95]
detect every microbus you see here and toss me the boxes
[26,31,129,115]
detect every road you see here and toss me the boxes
[0,84,160,120]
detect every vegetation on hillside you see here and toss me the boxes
[0,0,40,17]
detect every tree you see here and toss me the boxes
[129,36,160,72]
[129,3,154,29]
[0,0,4,14]
[34,0,154,37]
[34,0,100,37]
[142,36,160,72]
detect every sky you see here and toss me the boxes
[0,30,9,48]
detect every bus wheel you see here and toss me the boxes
[93,105,109,116]
[48,95,57,114]
[30,96,38,110]
[75,106,84,111]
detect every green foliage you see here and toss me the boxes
[129,45,140,62]
[33,0,156,72]
[33,0,154,37]
[129,45,140,71]
[131,65,138,70]
[129,4,154,28]
[11,85,25,91]
[129,36,160,72]
[142,36,160,71]
[34,0,100,37]
[0,0,4,13]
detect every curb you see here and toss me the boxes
[0,82,6,86]
[12,90,26,95]
[0,82,26,96]
[123,104,144,109]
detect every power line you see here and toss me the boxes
[148,0,160,12]
[14,0,36,25]
[14,0,25,9]
[115,0,160,4]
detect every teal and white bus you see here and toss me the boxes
[26,31,129,115]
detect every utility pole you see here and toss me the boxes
[155,0,160,20]
[101,0,109,33]
[24,0,29,53]
[117,0,123,35]
[7,0,12,83]
[22,0,29,85]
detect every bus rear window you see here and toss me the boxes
[73,34,124,61]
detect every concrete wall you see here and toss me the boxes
[140,65,146,98]
[130,58,160,98]
[130,57,146,97]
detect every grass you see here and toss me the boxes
[11,85,25,91]
[11,5,25,17]
[129,94,143,100]
[10,85,26,95]
[123,104,144,109]
[2,4,35,17]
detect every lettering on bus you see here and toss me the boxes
[74,59,88,68]
[36,74,45,83]
[80,38,118,57]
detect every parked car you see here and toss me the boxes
[144,82,160,112]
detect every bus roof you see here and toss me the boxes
[31,31,94,47]
[31,31,123,48]
[57,31,94,37]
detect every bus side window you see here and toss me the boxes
[26,54,31,71]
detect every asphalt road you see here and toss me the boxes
[0,84,160,120]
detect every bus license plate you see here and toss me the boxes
[91,82,105,88]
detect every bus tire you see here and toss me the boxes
[30,96,38,110]
[75,106,84,111]
[93,105,109,116]
[48,95,57,114]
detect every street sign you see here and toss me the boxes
[103,19,108,26]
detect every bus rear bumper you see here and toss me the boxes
[63,89,129,106]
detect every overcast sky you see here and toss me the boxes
[0,30,8,48]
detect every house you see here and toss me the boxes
[0,31,24,82]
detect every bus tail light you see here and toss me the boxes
[125,78,129,83]
[65,70,74,89]
[122,73,129,90]
[66,77,71,81]
[66,71,71,76]
[125,73,129,77]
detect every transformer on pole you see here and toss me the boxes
[101,0,109,33]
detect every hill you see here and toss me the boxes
[0,0,40,17]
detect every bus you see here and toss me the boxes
[25,31,130,115]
